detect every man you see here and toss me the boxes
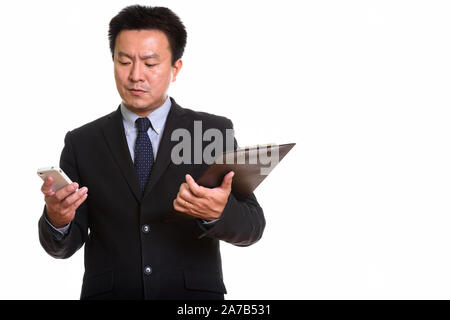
[38,5,265,300]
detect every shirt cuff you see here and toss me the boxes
[44,215,71,240]
[201,218,219,225]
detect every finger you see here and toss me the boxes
[176,202,202,219]
[174,195,202,215]
[219,171,234,191]
[185,174,205,197]
[174,195,191,209]
[179,197,207,218]
[179,186,201,205]
[41,176,55,195]
[70,193,88,212]
[61,187,88,208]
[54,182,79,202]
[43,189,55,197]
[178,184,196,202]
[173,198,189,214]
[186,205,205,218]
[179,182,189,193]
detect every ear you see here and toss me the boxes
[171,59,183,82]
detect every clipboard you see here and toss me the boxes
[197,143,296,199]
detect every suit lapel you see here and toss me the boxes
[102,107,142,203]
[143,99,187,199]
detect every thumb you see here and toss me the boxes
[220,171,234,191]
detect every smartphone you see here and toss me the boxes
[37,166,73,191]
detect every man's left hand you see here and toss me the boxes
[173,171,234,221]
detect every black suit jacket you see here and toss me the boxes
[38,98,265,300]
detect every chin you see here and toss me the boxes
[127,103,148,111]
[124,97,149,109]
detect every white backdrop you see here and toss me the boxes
[1,0,450,299]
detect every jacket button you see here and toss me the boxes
[142,224,150,234]
[144,266,152,275]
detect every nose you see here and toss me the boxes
[129,62,144,82]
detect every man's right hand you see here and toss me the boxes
[41,176,88,228]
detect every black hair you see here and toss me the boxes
[108,5,187,65]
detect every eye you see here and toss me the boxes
[146,64,157,67]
[118,61,130,65]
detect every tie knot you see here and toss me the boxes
[135,117,151,133]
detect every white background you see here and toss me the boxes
[0,0,449,299]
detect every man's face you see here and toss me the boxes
[114,29,182,116]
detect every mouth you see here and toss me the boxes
[128,88,147,96]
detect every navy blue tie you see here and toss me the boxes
[134,117,154,192]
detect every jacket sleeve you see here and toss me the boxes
[38,131,89,259]
[198,192,265,246]
[197,119,266,246]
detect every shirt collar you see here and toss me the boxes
[120,96,172,135]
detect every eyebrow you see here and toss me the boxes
[118,51,160,60]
